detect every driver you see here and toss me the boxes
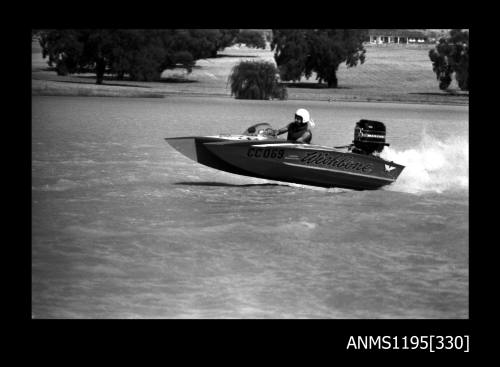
[274,108,315,143]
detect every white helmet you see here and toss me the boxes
[295,108,315,127]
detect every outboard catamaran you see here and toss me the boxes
[165,120,404,190]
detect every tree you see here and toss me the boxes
[38,29,85,76]
[271,30,309,83]
[80,30,117,84]
[211,29,240,57]
[235,30,266,49]
[123,30,170,81]
[160,29,225,70]
[271,29,367,88]
[429,29,469,91]
[228,60,287,100]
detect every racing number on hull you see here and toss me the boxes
[247,148,284,159]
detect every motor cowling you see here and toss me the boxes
[352,119,388,155]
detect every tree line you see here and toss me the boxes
[35,29,469,94]
[36,29,265,84]
[228,28,469,98]
[269,28,469,91]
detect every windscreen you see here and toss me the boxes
[242,123,274,136]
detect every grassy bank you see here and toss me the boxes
[32,79,164,98]
[32,42,468,105]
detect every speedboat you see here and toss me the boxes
[165,120,404,190]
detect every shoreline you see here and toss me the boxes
[32,78,469,106]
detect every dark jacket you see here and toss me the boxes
[276,122,312,143]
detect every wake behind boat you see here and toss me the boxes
[165,120,405,190]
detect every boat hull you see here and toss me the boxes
[165,137,404,190]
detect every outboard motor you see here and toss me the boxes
[352,119,389,155]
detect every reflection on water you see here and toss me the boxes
[174,181,286,188]
[32,96,468,319]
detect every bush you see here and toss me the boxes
[228,60,287,100]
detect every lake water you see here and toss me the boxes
[31,96,469,318]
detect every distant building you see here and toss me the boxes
[367,29,430,45]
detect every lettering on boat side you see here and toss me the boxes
[300,151,374,173]
[247,148,285,159]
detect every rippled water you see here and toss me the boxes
[31,96,468,318]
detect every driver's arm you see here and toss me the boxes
[274,124,289,135]
[295,130,312,143]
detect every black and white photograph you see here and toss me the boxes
[31,29,469,325]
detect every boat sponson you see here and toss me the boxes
[165,137,259,177]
